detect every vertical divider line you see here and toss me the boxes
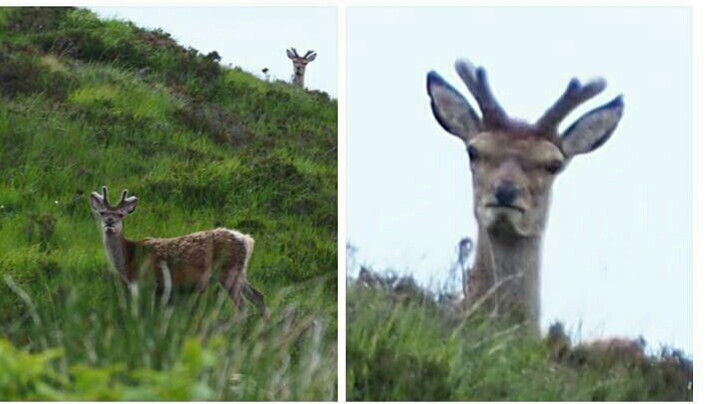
[337,1,348,402]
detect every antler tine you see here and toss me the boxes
[120,189,129,204]
[101,186,110,207]
[536,77,607,134]
[455,60,508,128]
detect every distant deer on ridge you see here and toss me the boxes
[286,47,317,88]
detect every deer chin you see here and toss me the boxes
[104,226,118,235]
[481,207,535,238]
[485,203,525,214]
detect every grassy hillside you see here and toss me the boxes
[0,7,336,400]
[348,271,692,401]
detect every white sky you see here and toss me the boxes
[91,7,337,96]
[347,7,692,354]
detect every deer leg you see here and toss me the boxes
[153,286,174,308]
[155,260,173,307]
[220,269,245,312]
[220,269,268,320]
[241,283,268,320]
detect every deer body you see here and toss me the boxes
[427,60,624,332]
[547,323,646,366]
[101,228,251,288]
[286,48,316,88]
[91,187,266,317]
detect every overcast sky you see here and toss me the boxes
[347,7,692,354]
[92,7,337,96]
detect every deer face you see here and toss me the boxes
[427,60,624,238]
[467,131,564,237]
[291,59,308,76]
[286,48,317,77]
[90,187,138,235]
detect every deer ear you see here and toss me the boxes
[286,49,294,59]
[560,96,624,157]
[306,52,317,62]
[119,196,138,215]
[427,71,482,141]
[90,192,104,212]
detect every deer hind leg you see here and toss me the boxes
[220,269,244,310]
[241,283,268,320]
[220,269,268,320]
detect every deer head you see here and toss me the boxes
[427,60,624,239]
[286,47,317,87]
[90,186,138,235]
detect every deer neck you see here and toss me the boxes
[473,226,542,331]
[102,230,132,282]
[293,73,304,87]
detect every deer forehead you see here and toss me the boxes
[469,132,565,163]
[97,209,123,216]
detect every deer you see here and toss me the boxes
[547,322,646,368]
[426,60,624,334]
[90,186,267,319]
[286,47,317,88]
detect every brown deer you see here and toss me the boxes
[286,47,317,88]
[90,186,267,318]
[427,60,624,333]
[547,323,646,367]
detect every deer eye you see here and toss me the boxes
[467,146,479,161]
[544,160,563,174]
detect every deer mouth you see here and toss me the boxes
[485,203,525,213]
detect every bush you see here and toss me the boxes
[0,337,221,400]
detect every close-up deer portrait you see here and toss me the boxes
[427,60,624,332]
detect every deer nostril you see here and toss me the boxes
[495,182,519,206]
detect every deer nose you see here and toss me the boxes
[105,218,115,226]
[494,182,519,206]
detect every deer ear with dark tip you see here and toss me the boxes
[427,71,482,141]
[306,51,317,62]
[560,95,624,157]
[286,49,295,59]
[118,196,139,215]
[90,192,104,212]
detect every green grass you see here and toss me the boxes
[347,279,692,401]
[0,7,336,400]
